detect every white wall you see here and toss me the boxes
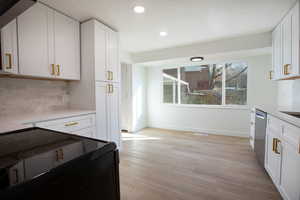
[146,55,277,137]
[131,65,148,132]
[121,63,133,131]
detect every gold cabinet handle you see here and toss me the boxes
[12,169,19,184]
[272,138,277,152]
[51,64,55,75]
[110,71,113,81]
[111,84,114,93]
[284,64,291,75]
[273,138,281,154]
[107,71,112,80]
[107,84,111,93]
[65,121,78,127]
[5,53,12,69]
[269,70,273,80]
[298,142,300,155]
[56,64,60,76]
[56,149,64,161]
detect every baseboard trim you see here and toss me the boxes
[148,123,249,138]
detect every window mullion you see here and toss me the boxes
[172,80,176,104]
[178,67,181,104]
[222,64,226,105]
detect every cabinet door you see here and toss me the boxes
[9,162,24,186]
[282,11,293,77]
[95,82,109,141]
[24,151,54,179]
[291,3,299,76]
[18,3,54,78]
[108,83,121,148]
[280,142,300,200]
[265,131,282,185]
[94,22,108,82]
[54,11,80,80]
[107,30,120,83]
[1,19,18,74]
[272,25,282,80]
[54,142,83,167]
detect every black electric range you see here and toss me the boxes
[0,127,120,200]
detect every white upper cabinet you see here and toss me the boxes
[107,30,120,83]
[94,21,120,83]
[272,25,282,80]
[17,3,80,80]
[272,1,300,80]
[94,22,107,82]
[282,11,292,77]
[54,11,80,80]
[1,19,18,74]
[18,3,51,78]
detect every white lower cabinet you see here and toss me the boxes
[265,128,282,185]
[35,114,96,138]
[24,141,83,179]
[265,115,300,200]
[96,82,120,147]
[280,141,300,200]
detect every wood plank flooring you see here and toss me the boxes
[119,128,282,200]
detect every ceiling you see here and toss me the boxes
[40,0,296,53]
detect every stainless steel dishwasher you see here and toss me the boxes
[254,109,267,168]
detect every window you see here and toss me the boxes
[162,62,248,106]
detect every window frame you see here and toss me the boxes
[161,61,249,108]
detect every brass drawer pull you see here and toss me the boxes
[107,70,112,80]
[110,71,113,80]
[56,149,64,161]
[51,64,55,75]
[269,70,273,80]
[110,84,114,93]
[56,64,60,76]
[107,84,111,93]
[272,138,277,152]
[272,138,281,155]
[13,169,19,184]
[5,53,12,69]
[283,64,291,75]
[65,122,78,127]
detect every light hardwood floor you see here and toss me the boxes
[119,128,282,200]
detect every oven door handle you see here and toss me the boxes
[256,113,266,120]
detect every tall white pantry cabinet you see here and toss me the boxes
[70,19,121,148]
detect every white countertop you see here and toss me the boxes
[0,109,96,134]
[255,105,300,128]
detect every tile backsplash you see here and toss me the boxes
[277,79,300,108]
[0,78,70,116]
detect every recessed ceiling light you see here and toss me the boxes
[160,31,168,37]
[133,6,145,13]
[190,57,204,62]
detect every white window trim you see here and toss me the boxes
[162,63,248,108]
